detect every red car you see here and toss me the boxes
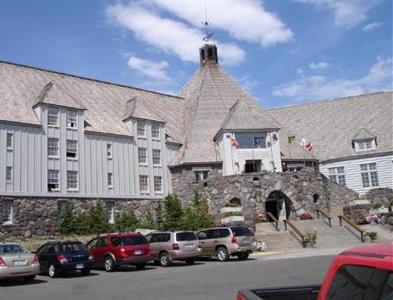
[86,233,152,272]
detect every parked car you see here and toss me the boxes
[36,240,92,278]
[196,226,254,262]
[237,242,393,300]
[145,231,201,267]
[0,243,40,282]
[86,233,152,272]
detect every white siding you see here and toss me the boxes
[320,154,393,195]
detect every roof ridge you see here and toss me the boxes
[267,90,392,111]
[0,59,185,100]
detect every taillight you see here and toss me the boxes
[172,243,180,250]
[0,257,6,266]
[120,248,126,253]
[88,255,94,261]
[236,292,247,300]
[32,255,39,264]
[57,255,68,264]
[231,236,237,244]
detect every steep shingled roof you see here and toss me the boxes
[269,91,393,162]
[123,96,165,123]
[0,61,184,141]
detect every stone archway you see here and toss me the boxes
[265,190,292,221]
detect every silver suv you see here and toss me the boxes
[145,231,201,267]
[196,226,254,262]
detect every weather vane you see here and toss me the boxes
[202,3,213,43]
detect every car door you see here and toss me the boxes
[146,234,160,260]
[207,229,221,255]
[86,238,99,265]
[36,244,49,272]
[95,237,109,264]
[197,230,215,256]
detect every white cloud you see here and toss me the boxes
[273,57,392,101]
[127,56,169,80]
[295,0,379,28]
[362,22,383,32]
[309,61,329,70]
[152,0,293,46]
[106,2,245,66]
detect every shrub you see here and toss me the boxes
[179,193,214,231]
[139,211,155,229]
[88,202,110,234]
[56,202,75,235]
[73,211,91,235]
[162,194,184,230]
[155,202,164,230]
[115,210,139,233]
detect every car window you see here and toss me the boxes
[231,226,253,237]
[380,273,393,300]
[219,229,230,238]
[145,235,152,242]
[327,265,375,299]
[0,244,28,255]
[87,239,98,248]
[62,242,87,253]
[208,229,220,239]
[176,232,197,241]
[37,244,48,255]
[97,237,109,247]
[46,244,60,255]
[197,231,208,240]
[162,233,171,242]
[149,234,160,243]
[111,235,148,246]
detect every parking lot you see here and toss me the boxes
[0,255,334,300]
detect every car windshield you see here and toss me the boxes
[62,242,87,253]
[231,227,253,237]
[111,235,148,246]
[0,244,28,255]
[176,232,197,241]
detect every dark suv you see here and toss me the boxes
[86,233,152,272]
[36,240,93,278]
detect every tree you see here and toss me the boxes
[155,202,164,230]
[179,193,214,230]
[162,194,183,230]
[139,211,155,229]
[73,211,91,235]
[115,210,139,232]
[56,202,75,235]
[88,202,110,234]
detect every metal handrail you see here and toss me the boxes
[316,209,332,227]
[283,219,306,247]
[338,215,365,242]
[267,212,280,231]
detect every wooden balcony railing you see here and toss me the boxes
[316,209,332,227]
[338,215,365,242]
[267,212,280,231]
[283,219,306,247]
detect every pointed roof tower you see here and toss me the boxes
[170,43,278,166]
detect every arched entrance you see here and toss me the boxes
[265,190,292,221]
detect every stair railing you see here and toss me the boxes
[266,212,280,231]
[338,215,365,242]
[316,209,332,227]
[283,219,306,247]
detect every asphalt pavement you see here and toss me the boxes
[0,255,335,300]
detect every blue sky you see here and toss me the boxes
[0,0,391,108]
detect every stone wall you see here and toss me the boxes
[171,169,358,227]
[365,188,393,207]
[0,196,158,238]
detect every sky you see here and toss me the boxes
[0,0,392,108]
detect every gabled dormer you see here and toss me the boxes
[352,128,377,152]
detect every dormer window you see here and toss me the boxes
[354,138,376,152]
[48,108,59,126]
[66,111,77,129]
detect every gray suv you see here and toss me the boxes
[196,226,254,262]
[145,231,201,267]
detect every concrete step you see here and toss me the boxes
[255,233,303,252]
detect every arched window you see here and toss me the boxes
[313,193,320,204]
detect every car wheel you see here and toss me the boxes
[237,253,249,261]
[185,258,195,265]
[159,252,171,267]
[216,247,229,262]
[81,268,91,276]
[23,275,36,282]
[135,263,146,270]
[104,256,116,272]
[48,264,58,278]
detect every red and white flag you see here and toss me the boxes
[300,138,313,152]
[231,137,239,148]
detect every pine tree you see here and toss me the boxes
[88,202,110,234]
[56,202,75,235]
[139,211,155,229]
[115,210,139,232]
[155,202,164,230]
[162,194,183,230]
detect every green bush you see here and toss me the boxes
[115,210,139,232]
[73,211,91,235]
[155,202,164,230]
[179,193,214,231]
[56,202,75,235]
[139,211,155,229]
[162,194,184,230]
[88,202,110,234]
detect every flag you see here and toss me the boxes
[288,136,296,144]
[231,137,239,148]
[305,142,313,152]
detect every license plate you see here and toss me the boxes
[13,260,26,266]
[134,250,142,255]
[76,264,84,269]
[185,244,194,248]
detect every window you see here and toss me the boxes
[66,111,77,129]
[360,163,379,188]
[152,149,161,165]
[107,143,112,158]
[253,136,266,148]
[66,140,78,159]
[380,272,393,300]
[48,170,60,191]
[6,166,12,183]
[139,175,149,193]
[154,176,162,193]
[152,123,160,139]
[67,171,78,190]
[48,138,59,157]
[195,170,209,182]
[108,173,113,188]
[356,139,375,151]
[328,167,346,186]
[138,147,147,164]
[287,164,304,172]
[1,201,13,225]
[137,120,146,137]
[48,108,59,126]
[6,132,13,149]
[106,202,115,224]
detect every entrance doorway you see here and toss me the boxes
[244,160,261,173]
[265,190,292,221]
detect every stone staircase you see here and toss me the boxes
[255,222,302,252]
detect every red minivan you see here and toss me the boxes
[86,233,152,272]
